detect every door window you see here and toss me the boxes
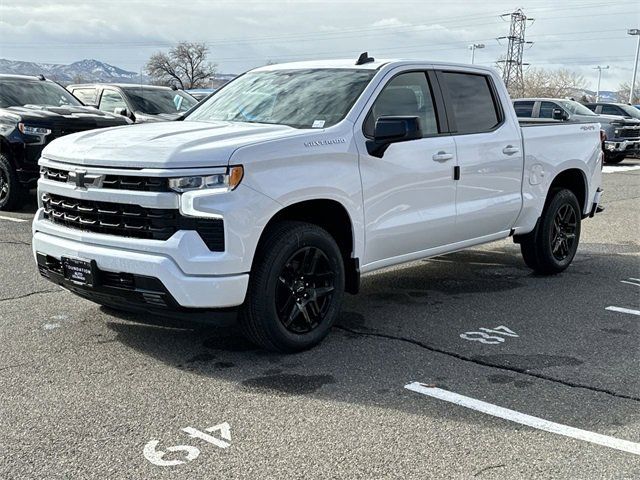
[71,88,98,105]
[539,101,561,119]
[601,105,624,116]
[439,72,501,134]
[513,101,534,118]
[99,90,127,113]
[363,72,438,137]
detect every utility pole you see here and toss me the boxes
[498,9,534,98]
[594,66,609,102]
[468,43,485,64]
[628,29,640,104]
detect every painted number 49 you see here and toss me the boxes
[143,423,231,467]
[460,325,518,344]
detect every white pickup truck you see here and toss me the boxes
[32,55,603,352]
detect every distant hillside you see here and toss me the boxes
[0,58,142,84]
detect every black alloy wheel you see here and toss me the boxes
[275,246,336,334]
[550,203,578,261]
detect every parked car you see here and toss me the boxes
[0,74,131,210]
[33,57,603,352]
[583,102,640,119]
[513,97,640,164]
[186,88,216,102]
[66,84,198,123]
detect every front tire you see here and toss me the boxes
[604,153,626,164]
[0,154,25,211]
[239,221,345,352]
[519,189,581,275]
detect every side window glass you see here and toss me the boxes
[72,88,97,105]
[439,72,501,134]
[514,101,534,118]
[99,90,127,113]
[539,101,559,119]
[601,105,622,116]
[364,72,438,137]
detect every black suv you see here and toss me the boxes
[66,84,198,123]
[0,74,131,210]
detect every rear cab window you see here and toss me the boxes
[513,101,535,118]
[437,71,503,134]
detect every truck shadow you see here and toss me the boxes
[102,246,640,431]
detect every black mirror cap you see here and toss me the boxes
[552,108,569,121]
[366,116,422,158]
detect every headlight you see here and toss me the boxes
[169,165,244,193]
[18,123,52,136]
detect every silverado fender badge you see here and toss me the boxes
[304,138,346,147]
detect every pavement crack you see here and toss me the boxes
[0,362,33,373]
[474,464,506,477]
[0,240,31,246]
[335,326,640,402]
[0,289,61,303]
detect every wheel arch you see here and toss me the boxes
[255,198,360,294]
[547,168,588,214]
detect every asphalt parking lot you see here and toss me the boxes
[1,159,639,479]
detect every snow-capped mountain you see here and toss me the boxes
[0,58,142,84]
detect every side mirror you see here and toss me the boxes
[113,107,129,117]
[552,108,568,121]
[366,116,422,158]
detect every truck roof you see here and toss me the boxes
[252,58,498,74]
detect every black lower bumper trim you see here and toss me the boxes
[36,253,237,325]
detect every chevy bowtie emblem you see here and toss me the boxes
[67,170,103,189]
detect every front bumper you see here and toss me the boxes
[33,229,249,310]
[604,139,640,154]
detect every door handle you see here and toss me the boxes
[432,151,454,162]
[502,145,520,155]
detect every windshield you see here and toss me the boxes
[0,80,82,108]
[619,104,640,119]
[558,100,596,116]
[122,87,197,115]
[186,69,376,128]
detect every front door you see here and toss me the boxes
[357,70,458,269]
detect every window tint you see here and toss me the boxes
[601,105,624,116]
[440,72,501,134]
[364,72,438,137]
[99,90,127,113]
[539,101,559,119]
[513,101,534,118]
[72,88,97,105]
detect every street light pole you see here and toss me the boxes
[594,66,609,102]
[628,29,640,104]
[468,43,485,64]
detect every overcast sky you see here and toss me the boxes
[0,0,638,90]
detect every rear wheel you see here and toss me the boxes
[519,189,581,275]
[239,221,345,352]
[0,154,25,211]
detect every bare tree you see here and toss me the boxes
[520,67,587,99]
[616,82,640,104]
[146,42,216,89]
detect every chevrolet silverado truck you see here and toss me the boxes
[32,56,603,352]
[513,97,640,164]
[0,74,131,210]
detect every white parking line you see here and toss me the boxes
[606,306,640,316]
[405,382,640,456]
[602,165,640,173]
[0,215,27,223]
[621,281,640,287]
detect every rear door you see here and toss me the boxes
[357,69,458,268]
[436,69,523,241]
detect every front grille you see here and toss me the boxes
[42,193,224,251]
[618,128,640,139]
[41,166,169,192]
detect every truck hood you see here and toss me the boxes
[42,120,306,169]
[592,114,640,126]
[1,104,131,129]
